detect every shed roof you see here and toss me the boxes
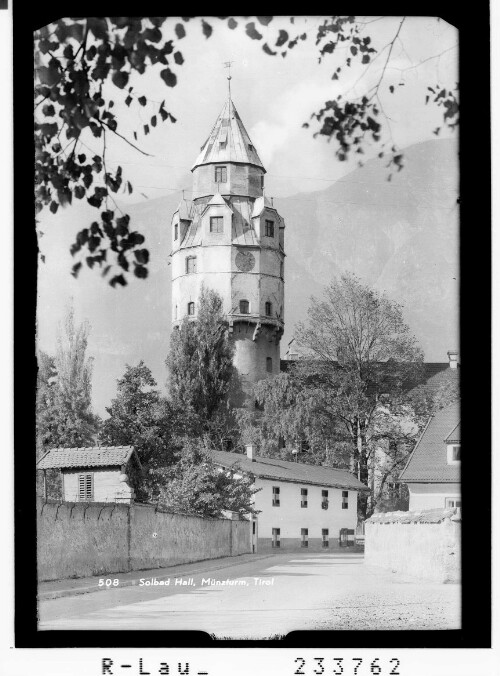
[399,402,460,483]
[37,446,140,470]
[210,449,369,491]
[192,98,265,171]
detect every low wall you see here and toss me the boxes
[365,508,461,583]
[37,498,252,582]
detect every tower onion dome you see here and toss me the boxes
[191,98,265,172]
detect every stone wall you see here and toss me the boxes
[37,498,252,582]
[365,508,461,583]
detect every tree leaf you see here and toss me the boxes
[112,70,129,89]
[245,22,263,40]
[160,68,177,87]
[174,51,184,65]
[138,95,147,106]
[175,23,186,39]
[201,20,213,38]
[227,18,238,29]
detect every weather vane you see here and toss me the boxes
[223,60,234,98]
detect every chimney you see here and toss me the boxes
[447,350,459,369]
[246,444,256,462]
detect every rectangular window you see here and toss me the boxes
[272,527,280,548]
[186,256,197,274]
[301,488,308,508]
[210,216,223,233]
[322,489,329,510]
[451,445,460,461]
[342,490,349,509]
[187,302,195,316]
[215,166,227,183]
[272,486,280,507]
[265,220,274,237]
[261,175,264,190]
[174,223,178,240]
[265,301,272,316]
[322,529,329,547]
[78,473,93,501]
[301,528,308,547]
[445,498,461,508]
[266,357,273,373]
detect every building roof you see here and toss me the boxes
[366,507,461,524]
[210,449,369,491]
[399,402,460,483]
[192,98,265,172]
[37,446,140,470]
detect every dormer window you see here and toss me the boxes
[186,256,197,274]
[210,216,223,233]
[248,144,254,151]
[265,220,274,237]
[239,299,249,314]
[447,444,461,464]
[215,166,227,183]
[265,301,272,316]
[174,223,178,240]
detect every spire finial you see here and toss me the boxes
[223,60,234,99]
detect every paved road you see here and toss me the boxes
[38,553,460,638]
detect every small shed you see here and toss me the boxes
[37,445,142,503]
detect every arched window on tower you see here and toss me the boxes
[187,302,195,316]
[240,300,249,314]
[265,301,272,317]
[266,357,273,373]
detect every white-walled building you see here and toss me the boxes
[399,402,461,510]
[37,446,141,503]
[211,446,369,551]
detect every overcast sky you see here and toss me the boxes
[36,16,459,415]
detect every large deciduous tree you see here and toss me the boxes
[36,306,100,498]
[251,274,425,518]
[166,287,235,444]
[36,305,100,451]
[155,439,259,519]
[35,16,458,284]
[100,361,180,499]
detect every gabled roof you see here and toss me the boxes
[210,449,369,491]
[399,402,460,483]
[192,98,265,171]
[37,446,141,470]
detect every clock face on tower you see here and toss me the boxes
[235,250,255,272]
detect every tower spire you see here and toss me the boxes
[223,60,234,99]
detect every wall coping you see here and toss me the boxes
[366,507,461,524]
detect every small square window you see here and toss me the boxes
[265,220,274,237]
[215,166,227,183]
[272,486,280,507]
[210,216,223,233]
[342,490,348,509]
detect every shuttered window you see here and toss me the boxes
[78,473,93,501]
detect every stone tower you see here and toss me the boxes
[170,95,285,406]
